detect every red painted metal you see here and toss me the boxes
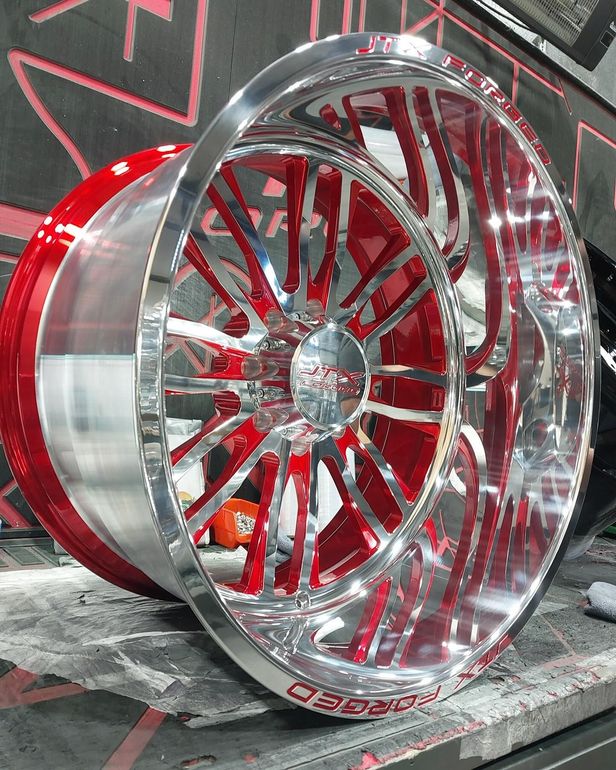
[0,145,190,598]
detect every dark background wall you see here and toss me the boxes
[0,0,615,535]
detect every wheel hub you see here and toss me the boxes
[251,319,371,441]
[291,323,368,434]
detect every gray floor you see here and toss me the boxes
[0,543,615,769]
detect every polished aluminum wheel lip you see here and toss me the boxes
[124,33,600,714]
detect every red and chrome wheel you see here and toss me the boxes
[0,34,598,717]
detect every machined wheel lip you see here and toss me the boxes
[132,34,599,711]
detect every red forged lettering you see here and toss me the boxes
[442,54,552,165]
[287,682,318,703]
[357,34,427,59]
[367,700,394,717]
[464,68,485,87]
[394,694,417,712]
[286,682,443,714]
[534,144,551,165]
[340,699,369,716]
[503,102,522,122]
[357,34,396,55]
[417,687,441,706]
[313,692,344,711]
[519,121,538,143]
[442,53,466,72]
[483,82,507,106]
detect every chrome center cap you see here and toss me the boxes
[290,324,369,431]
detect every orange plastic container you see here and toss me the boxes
[212,498,259,549]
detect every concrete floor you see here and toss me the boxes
[0,542,616,769]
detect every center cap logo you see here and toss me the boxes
[291,325,368,431]
[298,365,365,396]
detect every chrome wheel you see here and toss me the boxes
[0,34,598,717]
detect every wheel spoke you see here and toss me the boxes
[237,451,284,594]
[390,534,435,667]
[184,234,268,342]
[382,87,430,217]
[370,363,446,387]
[283,158,316,308]
[322,174,354,319]
[342,579,391,663]
[412,428,488,652]
[260,442,293,597]
[363,280,431,347]
[164,352,279,395]
[415,87,470,271]
[208,169,290,313]
[167,316,253,364]
[322,438,389,544]
[364,546,425,666]
[335,247,422,326]
[340,234,414,312]
[186,426,282,543]
[365,400,443,424]
[454,424,511,646]
[171,411,251,483]
[462,110,509,375]
[165,374,244,394]
[283,446,319,594]
[335,427,410,518]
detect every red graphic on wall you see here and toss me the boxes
[0,202,45,243]
[123,0,173,62]
[9,0,207,178]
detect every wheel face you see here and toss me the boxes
[170,140,465,615]
[0,35,598,717]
